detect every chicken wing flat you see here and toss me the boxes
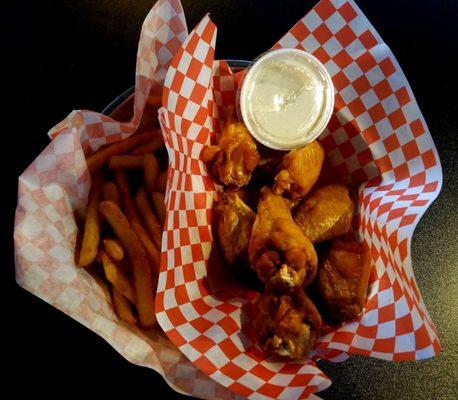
[294,183,354,243]
[318,239,372,321]
[273,140,324,200]
[214,191,256,266]
[249,188,318,289]
[255,287,322,359]
[202,121,260,188]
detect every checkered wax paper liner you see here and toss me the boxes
[14,1,242,399]
[156,0,442,399]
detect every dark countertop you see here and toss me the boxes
[4,1,457,399]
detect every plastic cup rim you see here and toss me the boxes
[239,48,335,151]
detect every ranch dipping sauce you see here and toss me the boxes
[239,49,334,150]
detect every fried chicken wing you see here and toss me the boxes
[255,287,322,359]
[202,121,260,187]
[294,183,354,243]
[318,239,372,321]
[249,188,318,289]
[214,191,256,266]
[273,140,324,200]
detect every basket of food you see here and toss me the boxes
[15,0,442,398]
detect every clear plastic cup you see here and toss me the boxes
[238,48,334,150]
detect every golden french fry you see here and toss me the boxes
[143,153,159,194]
[102,181,121,208]
[156,170,168,193]
[101,250,136,304]
[135,187,162,250]
[109,155,144,170]
[86,130,155,173]
[130,135,164,155]
[114,170,160,274]
[78,174,103,267]
[99,201,157,328]
[151,191,166,225]
[111,287,137,325]
[103,238,124,261]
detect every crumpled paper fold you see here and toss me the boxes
[15,0,240,398]
[156,0,442,399]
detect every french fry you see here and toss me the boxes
[78,173,103,266]
[86,130,155,173]
[111,287,137,325]
[99,201,157,327]
[143,153,159,194]
[130,134,164,155]
[101,250,136,304]
[151,192,166,225]
[114,170,160,273]
[109,155,144,170]
[156,170,168,193]
[135,187,162,250]
[102,181,121,208]
[103,238,124,261]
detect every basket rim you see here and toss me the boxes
[101,59,251,116]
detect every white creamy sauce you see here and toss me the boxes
[246,57,324,142]
[241,51,333,150]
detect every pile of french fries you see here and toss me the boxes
[77,121,167,328]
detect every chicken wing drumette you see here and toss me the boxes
[214,190,256,266]
[249,188,318,289]
[318,239,372,321]
[272,140,324,201]
[294,183,354,243]
[202,121,260,188]
[255,287,322,359]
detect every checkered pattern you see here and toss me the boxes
[209,61,238,138]
[48,0,188,163]
[156,0,442,399]
[159,15,218,203]
[15,1,241,399]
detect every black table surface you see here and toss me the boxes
[4,1,457,399]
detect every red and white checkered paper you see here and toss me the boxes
[157,0,442,399]
[14,1,241,399]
